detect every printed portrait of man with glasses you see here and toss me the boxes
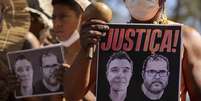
[33,52,63,94]
[141,54,170,100]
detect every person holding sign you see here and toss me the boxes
[52,0,97,101]
[106,51,133,101]
[67,0,201,101]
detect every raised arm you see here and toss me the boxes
[63,19,109,100]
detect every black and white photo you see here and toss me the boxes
[33,52,63,94]
[13,55,34,97]
[141,54,170,100]
[7,44,64,99]
[106,51,133,101]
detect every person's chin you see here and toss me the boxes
[113,85,127,91]
[57,36,66,41]
[150,85,163,94]
[55,33,64,40]
[152,82,163,87]
[49,80,58,85]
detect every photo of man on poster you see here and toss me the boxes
[33,52,63,94]
[106,51,133,101]
[141,54,170,100]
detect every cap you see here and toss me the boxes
[38,0,53,18]
[26,0,53,28]
[25,7,53,28]
[74,0,91,11]
[27,0,53,18]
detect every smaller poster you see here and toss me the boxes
[7,44,64,99]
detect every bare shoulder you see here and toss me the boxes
[182,25,201,49]
[182,25,201,43]
[182,24,201,63]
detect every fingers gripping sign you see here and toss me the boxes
[81,2,112,59]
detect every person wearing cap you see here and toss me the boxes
[7,0,93,101]
[21,0,56,50]
[68,0,201,101]
[51,0,96,101]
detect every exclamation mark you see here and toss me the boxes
[172,30,180,52]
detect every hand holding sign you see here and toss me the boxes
[81,2,112,59]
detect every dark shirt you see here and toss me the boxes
[134,89,166,101]
[97,92,130,101]
[127,86,170,101]
[33,80,63,95]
